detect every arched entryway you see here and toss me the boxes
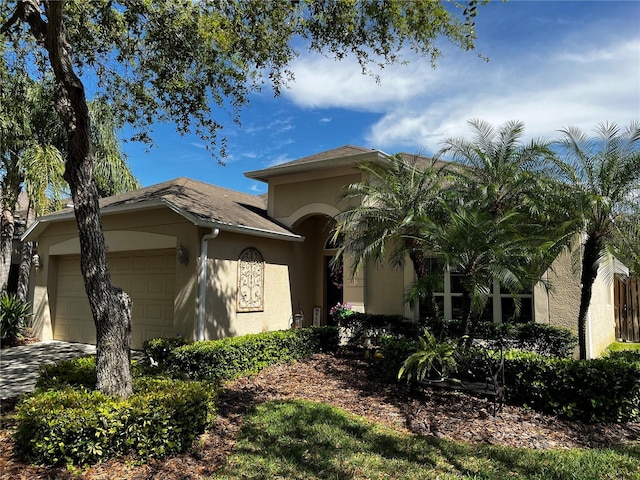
[290,214,343,326]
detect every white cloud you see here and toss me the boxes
[281,9,639,155]
[283,53,439,111]
[364,35,640,153]
[267,153,294,167]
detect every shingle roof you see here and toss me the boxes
[272,145,376,168]
[24,177,301,242]
[245,145,385,182]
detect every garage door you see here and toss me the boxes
[54,249,176,350]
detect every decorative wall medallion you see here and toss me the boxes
[237,248,264,312]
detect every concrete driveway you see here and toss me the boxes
[1,341,98,399]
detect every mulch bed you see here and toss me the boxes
[1,353,638,479]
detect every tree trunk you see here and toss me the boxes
[577,233,601,360]
[408,239,435,319]
[19,0,133,398]
[0,208,15,293]
[0,159,22,293]
[16,203,36,304]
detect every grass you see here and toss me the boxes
[213,399,640,480]
[606,342,640,353]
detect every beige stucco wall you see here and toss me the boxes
[29,207,200,344]
[200,230,294,339]
[533,244,616,358]
[267,167,361,225]
[587,268,616,357]
[365,261,406,315]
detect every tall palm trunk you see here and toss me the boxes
[408,238,436,319]
[16,202,36,303]
[0,208,15,292]
[21,0,133,398]
[577,233,601,359]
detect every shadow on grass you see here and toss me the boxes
[215,399,640,480]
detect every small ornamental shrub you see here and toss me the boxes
[142,336,191,368]
[330,302,354,324]
[169,327,339,382]
[36,356,97,390]
[378,336,420,381]
[0,292,32,345]
[398,330,461,383]
[14,379,217,467]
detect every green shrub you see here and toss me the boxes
[377,336,420,381]
[170,327,339,382]
[423,318,577,358]
[503,351,640,422]
[0,292,31,345]
[605,349,640,364]
[142,336,191,368]
[339,313,421,348]
[398,330,461,383]
[513,323,577,358]
[36,356,97,390]
[14,379,217,467]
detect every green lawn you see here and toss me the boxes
[212,399,639,480]
[606,342,640,353]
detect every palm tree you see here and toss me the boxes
[554,121,640,359]
[422,198,559,345]
[332,153,448,318]
[433,120,577,340]
[0,72,140,295]
[436,119,560,219]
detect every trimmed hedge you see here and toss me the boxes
[142,336,192,367]
[503,351,640,422]
[170,327,339,381]
[424,319,577,358]
[378,338,640,422]
[36,355,97,390]
[14,378,217,467]
[16,327,337,467]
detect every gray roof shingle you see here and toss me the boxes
[25,177,301,241]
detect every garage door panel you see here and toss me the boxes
[54,250,175,349]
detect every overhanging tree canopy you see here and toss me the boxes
[1,0,482,398]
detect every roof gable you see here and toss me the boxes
[23,177,302,242]
[244,145,387,182]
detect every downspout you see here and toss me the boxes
[198,228,220,341]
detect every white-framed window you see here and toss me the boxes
[237,247,264,312]
[422,259,534,323]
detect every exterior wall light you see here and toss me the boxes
[32,253,41,270]
[176,244,189,265]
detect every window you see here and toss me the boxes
[420,261,534,323]
[237,248,264,312]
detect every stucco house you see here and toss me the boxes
[23,145,618,357]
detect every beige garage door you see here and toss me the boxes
[54,249,176,350]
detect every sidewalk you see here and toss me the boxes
[1,341,97,399]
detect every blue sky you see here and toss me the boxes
[121,1,640,194]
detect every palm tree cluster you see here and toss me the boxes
[333,119,640,359]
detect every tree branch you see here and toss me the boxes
[1,0,47,46]
[0,1,25,35]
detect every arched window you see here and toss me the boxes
[237,247,264,312]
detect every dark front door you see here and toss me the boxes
[325,256,343,325]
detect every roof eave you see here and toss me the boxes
[244,150,388,182]
[22,198,304,243]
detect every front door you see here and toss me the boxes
[325,256,343,325]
